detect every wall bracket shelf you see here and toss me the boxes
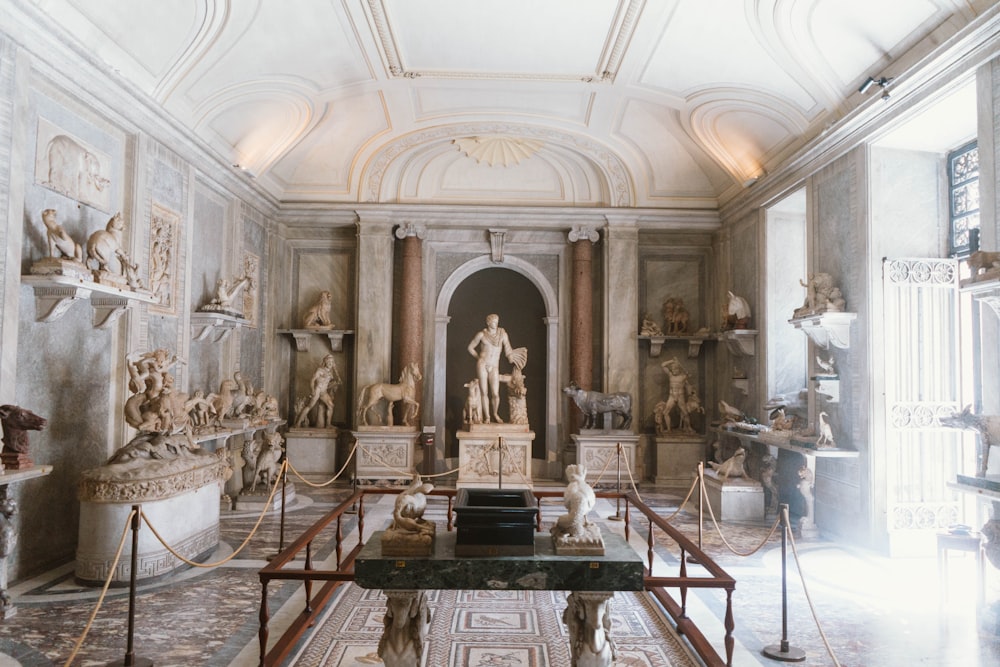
[720,329,757,357]
[789,312,856,349]
[22,274,156,328]
[278,329,354,353]
[639,334,715,358]
[191,311,249,343]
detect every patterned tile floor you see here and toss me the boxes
[0,480,997,666]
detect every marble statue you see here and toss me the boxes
[564,382,632,431]
[381,472,436,557]
[815,355,837,376]
[639,313,664,336]
[241,436,260,489]
[379,590,430,667]
[294,355,342,429]
[708,447,747,480]
[654,357,699,434]
[202,271,253,314]
[760,454,778,515]
[769,408,795,432]
[123,349,188,434]
[301,290,334,329]
[467,314,527,424]
[816,411,836,448]
[661,297,690,334]
[86,212,127,276]
[793,273,846,318]
[250,431,283,493]
[551,464,604,555]
[502,365,529,425]
[564,591,616,666]
[208,379,236,427]
[356,362,421,427]
[723,291,751,330]
[462,378,483,424]
[798,465,817,536]
[0,405,47,469]
[940,405,1000,478]
[184,389,216,430]
[717,400,745,424]
[41,208,83,261]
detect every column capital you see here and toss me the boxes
[394,222,427,239]
[568,225,600,243]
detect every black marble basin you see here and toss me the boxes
[454,488,538,556]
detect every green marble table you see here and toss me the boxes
[355,527,643,667]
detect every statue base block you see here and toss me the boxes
[234,482,297,512]
[381,522,436,557]
[0,452,33,470]
[456,428,534,489]
[285,429,338,474]
[353,428,419,483]
[698,470,764,521]
[30,257,90,280]
[654,435,704,489]
[571,433,638,487]
[552,524,605,556]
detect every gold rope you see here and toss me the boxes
[285,441,358,487]
[699,468,782,557]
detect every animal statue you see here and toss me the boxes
[86,212,126,274]
[356,362,422,427]
[462,378,483,424]
[967,250,1000,277]
[40,208,83,261]
[723,291,751,330]
[379,591,430,667]
[301,290,333,329]
[251,432,283,493]
[0,405,47,458]
[552,464,596,541]
[563,592,616,666]
[940,405,1000,477]
[679,392,705,432]
[816,411,835,448]
[718,399,745,423]
[44,134,110,201]
[208,379,236,425]
[563,382,632,430]
[391,473,435,535]
[661,297,690,334]
[708,447,747,480]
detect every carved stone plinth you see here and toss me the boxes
[456,425,534,489]
[654,435,705,489]
[353,427,419,485]
[381,522,436,557]
[285,428,338,475]
[0,452,33,470]
[571,431,638,489]
[30,257,90,280]
[698,469,764,521]
[234,481,297,512]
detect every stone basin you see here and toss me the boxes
[454,488,538,556]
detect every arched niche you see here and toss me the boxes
[433,256,559,473]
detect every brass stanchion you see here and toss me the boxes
[497,436,504,490]
[762,504,806,662]
[607,443,624,521]
[105,506,153,667]
[686,462,703,564]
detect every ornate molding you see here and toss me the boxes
[568,225,600,243]
[889,402,962,429]
[885,258,957,287]
[489,229,506,263]
[394,222,427,239]
[78,452,232,503]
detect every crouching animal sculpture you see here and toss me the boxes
[563,382,632,430]
[940,405,1000,477]
[564,591,616,666]
[250,432,283,492]
[379,591,431,667]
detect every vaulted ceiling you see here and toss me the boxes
[29,0,995,210]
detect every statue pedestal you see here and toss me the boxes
[285,428,338,475]
[654,435,705,489]
[353,427,419,485]
[698,470,764,521]
[234,482,297,512]
[571,431,639,489]
[456,425,534,489]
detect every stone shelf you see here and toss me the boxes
[639,333,716,358]
[960,277,1000,320]
[947,479,1000,502]
[711,426,859,458]
[788,312,857,349]
[720,329,757,356]
[191,311,249,343]
[0,465,53,486]
[278,328,354,353]
[22,274,157,328]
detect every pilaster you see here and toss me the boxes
[603,215,639,409]
[355,213,396,397]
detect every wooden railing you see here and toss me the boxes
[257,487,735,666]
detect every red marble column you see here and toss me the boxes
[397,226,424,408]
[569,226,599,430]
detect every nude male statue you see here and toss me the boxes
[294,354,341,428]
[467,314,520,424]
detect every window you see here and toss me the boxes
[948,140,979,257]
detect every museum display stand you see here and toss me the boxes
[0,466,53,617]
[285,427,338,475]
[572,430,638,488]
[788,311,857,349]
[352,427,419,485]
[654,434,705,489]
[22,274,157,329]
[456,424,534,489]
[698,468,765,521]
[277,328,354,353]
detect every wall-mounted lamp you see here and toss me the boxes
[858,76,893,99]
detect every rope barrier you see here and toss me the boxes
[62,509,136,667]
[499,438,531,485]
[656,471,700,523]
[285,441,358,487]
[786,509,843,667]
[141,458,289,568]
[699,469,782,557]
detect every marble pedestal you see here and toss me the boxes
[353,427,419,485]
[456,425,534,489]
[0,466,53,617]
[234,481,297,512]
[571,431,638,489]
[698,470,764,521]
[285,428,338,474]
[655,435,705,489]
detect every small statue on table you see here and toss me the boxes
[381,472,436,556]
[551,464,604,555]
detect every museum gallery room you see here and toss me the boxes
[4,1,1000,666]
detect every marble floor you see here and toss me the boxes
[0,480,998,666]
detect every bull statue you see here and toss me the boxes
[563,382,632,431]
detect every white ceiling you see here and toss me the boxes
[28,0,994,209]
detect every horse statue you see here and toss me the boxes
[563,382,632,430]
[356,362,422,427]
[723,290,751,330]
[0,405,46,469]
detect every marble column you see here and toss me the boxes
[395,223,425,396]
[355,214,396,401]
[602,216,640,408]
[977,57,1000,410]
[568,226,600,429]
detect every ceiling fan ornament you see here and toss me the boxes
[453,136,544,167]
